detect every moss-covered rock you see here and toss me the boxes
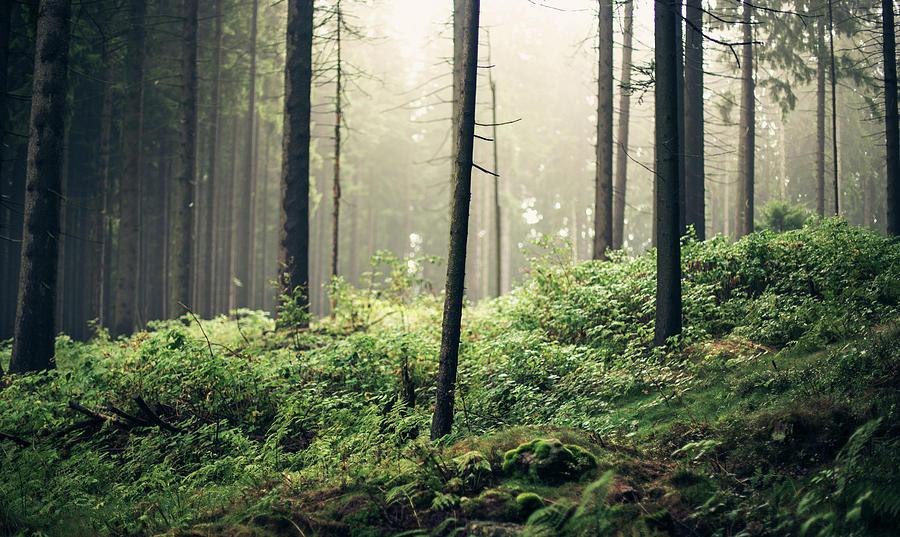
[515,492,544,515]
[501,438,597,484]
[461,489,520,522]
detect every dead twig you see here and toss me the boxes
[132,394,183,433]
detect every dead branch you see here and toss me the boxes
[132,394,183,433]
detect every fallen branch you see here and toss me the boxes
[106,402,152,427]
[132,394,182,433]
[69,401,133,430]
[0,431,30,447]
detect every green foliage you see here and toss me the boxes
[757,199,812,233]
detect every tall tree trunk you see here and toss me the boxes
[815,16,825,217]
[612,0,633,250]
[94,32,114,331]
[259,123,270,311]
[203,0,223,317]
[171,0,198,314]
[683,0,704,240]
[226,114,238,311]
[0,0,11,346]
[330,0,342,316]
[593,0,613,260]
[490,75,501,297]
[735,0,755,239]
[279,0,313,321]
[10,0,71,373]
[886,0,900,234]
[113,0,146,336]
[653,0,682,347]
[234,0,258,308]
[431,0,479,441]
[827,0,839,216]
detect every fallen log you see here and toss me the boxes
[106,402,152,427]
[132,394,182,433]
[69,401,133,430]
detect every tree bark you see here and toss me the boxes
[683,0,704,240]
[10,0,71,373]
[490,75,501,297]
[827,0,839,216]
[202,0,224,317]
[886,0,900,235]
[94,29,114,331]
[113,0,146,336]
[0,0,13,346]
[234,0,258,309]
[170,0,198,315]
[279,0,313,322]
[735,0,755,239]
[653,0,682,347]
[593,0,613,260]
[815,16,825,217]
[431,0,479,441]
[612,0,633,250]
[330,0,342,316]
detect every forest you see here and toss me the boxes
[1,0,899,535]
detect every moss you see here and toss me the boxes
[501,438,597,485]
[461,489,520,522]
[515,492,544,515]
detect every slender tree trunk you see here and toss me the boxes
[249,116,260,308]
[259,123,270,311]
[171,0,198,314]
[653,0,682,347]
[234,0,258,309]
[280,0,313,321]
[684,0,704,239]
[735,0,755,239]
[886,0,900,234]
[490,76,501,297]
[612,0,633,250]
[674,1,685,237]
[593,0,613,260]
[94,34,114,330]
[10,0,71,373]
[113,0,146,335]
[226,114,238,311]
[0,0,11,346]
[815,17,825,217]
[203,0,224,317]
[330,0,342,317]
[431,0,479,441]
[827,0,839,216]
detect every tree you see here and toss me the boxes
[202,0,224,317]
[330,0,343,316]
[593,0,613,260]
[9,0,71,373]
[234,0,259,309]
[612,0,633,250]
[431,0,479,441]
[816,15,826,216]
[170,0,198,314]
[113,0,146,336]
[280,0,314,320]
[883,0,899,234]
[683,0,704,240]
[654,0,682,347]
[826,0,839,215]
[735,0,755,239]
[0,0,13,348]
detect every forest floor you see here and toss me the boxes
[2,218,900,537]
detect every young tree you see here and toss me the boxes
[612,0,633,250]
[886,0,900,235]
[654,0,682,347]
[9,0,71,373]
[431,0,479,441]
[113,0,146,336]
[170,0,198,314]
[280,0,314,319]
[593,0,613,260]
[330,0,343,316]
[816,15,826,216]
[684,0,704,239]
[735,0,755,239]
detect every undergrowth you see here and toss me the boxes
[0,218,898,537]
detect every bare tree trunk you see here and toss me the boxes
[170,0,198,314]
[202,0,223,317]
[612,0,633,250]
[886,0,900,235]
[684,0,704,240]
[653,0,682,347]
[235,0,258,308]
[330,0,342,317]
[114,0,146,335]
[94,31,114,331]
[827,0,839,216]
[0,0,11,346]
[816,16,825,217]
[431,0,479,441]
[490,75,501,297]
[735,0,755,239]
[226,114,238,312]
[10,0,71,373]
[593,0,613,260]
[279,0,314,322]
